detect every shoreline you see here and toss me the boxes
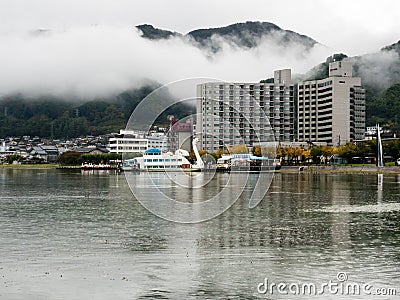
[278,165,400,174]
[0,164,60,169]
[0,164,119,170]
[2,164,400,174]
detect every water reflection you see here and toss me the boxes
[0,169,399,299]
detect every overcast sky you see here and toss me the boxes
[2,0,399,55]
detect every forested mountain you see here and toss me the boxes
[136,21,318,52]
[382,40,400,54]
[0,86,195,138]
[135,24,181,40]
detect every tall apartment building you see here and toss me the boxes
[196,69,295,152]
[297,61,365,145]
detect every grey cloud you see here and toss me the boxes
[352,50,400,91]
[0,25,334,99]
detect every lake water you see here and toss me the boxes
[0,169,399,299]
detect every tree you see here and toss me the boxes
[310,147,323,164]
[383,139,400,160]
[5,154,24,164]
[336,143,361,162]
[252,146,262,157]
[321,146,334,157]
[57,151,82,165]
[228,144,248,154]
[188,149,207,163]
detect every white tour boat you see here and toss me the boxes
[121,138,204,172]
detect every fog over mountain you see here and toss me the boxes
[0,22,399,137]
[0,22,330,99]
[0,21,398,103]
[303,40,400,92]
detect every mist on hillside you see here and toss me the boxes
[0,25,331,100]
[1,25,398,102]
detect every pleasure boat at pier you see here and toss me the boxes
[214,154,280,172]
[81,163,113,170]
[120,138,204,172]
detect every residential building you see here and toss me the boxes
[365,126,377,140]
[73,146,109,155]
[297,61,365,145]
[196,69,295,152]
[30,145,63,162]
[0,140,14,157]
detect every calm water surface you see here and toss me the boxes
[0,169,399,299]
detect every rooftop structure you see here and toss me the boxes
[297,61,365,145]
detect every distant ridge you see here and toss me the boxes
[381,40,400,55]
[136,21,318,52]
[136,24,181,40]
[186,21,317,49]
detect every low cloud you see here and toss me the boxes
[0,25,333,100]
[352,50,400,91]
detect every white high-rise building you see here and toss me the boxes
[196,69,295,152]
[297,61,365,145]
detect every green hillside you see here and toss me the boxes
[0,86,195,138]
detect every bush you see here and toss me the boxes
[57,151,82,165]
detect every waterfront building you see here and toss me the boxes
[107,130,148,154]
[107,130,172,154]
[297,61,366,145]
[196,69,295,152]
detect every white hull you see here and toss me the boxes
[137,167,201,172]
[129,147,203,172]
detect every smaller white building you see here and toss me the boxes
[107,130,170,154]
[107,130,148,154]
[0,140,15,157]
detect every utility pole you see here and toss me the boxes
[51,122,54,140]
[337,135,341,146]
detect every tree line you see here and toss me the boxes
[57,152,122,165]
[275,139,400,165]
[0,85,195,138]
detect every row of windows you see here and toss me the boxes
[203,84,293,90]
[109,140,147,145]
[146,165,181,169]
[109,146,147,150]
[205,90,293,95]
[298,81,333,90]
[144,158,183,162]
[202,97,293,103]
